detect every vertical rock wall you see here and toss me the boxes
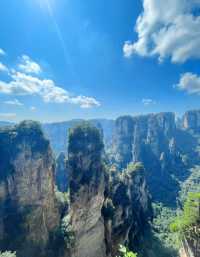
[0,121,59,257]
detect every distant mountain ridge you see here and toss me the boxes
[42,119,115,154]
[0,119,115,155]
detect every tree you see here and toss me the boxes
[170,192,200,240]
[117,245,137,257]
[0,252,16,257]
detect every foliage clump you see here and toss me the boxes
[60,214,75,248]
[125,162,144,177]
[68,122,104,155]
[55,186,69,214]
[117,245,137,257]
[0,251,16,257]
[170,192,200,241]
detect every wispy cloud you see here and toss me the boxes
[142,98,156,106]
[18,55,42,74]
[0,53,100,108]
[0,48,6,56]
[4,98,24,106]
[30,106,36,111]
[0,63,8,73]
[69,95,101,108]
[175,72,200,95]
[0,113,16,119]
[123,0,200,63]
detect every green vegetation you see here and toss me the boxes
[152,203,179,250]
[117,245,137,257]
[140,203,179,257]
[125,162,144,176]
[55,186,69,215]
[170,192,200,241]
[55,187,69,206]
[60,214,75,248]
[179,165,200,203]
[68,122,104,155]
[0,252,16,257]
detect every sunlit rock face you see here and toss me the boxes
[179,238,200,257]
[0,121,59,257]
[103,163,152,257]
[68,123,106,257]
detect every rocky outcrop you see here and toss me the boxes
[68,123,106,257]
[112,112,181,204]
[55,152,68,192]
[113,112,176,167]
[103,163,152,257]
[179,233,200,257]
[67,123,152,257]
[0,121,59,257]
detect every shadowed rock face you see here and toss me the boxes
[68,123,152,257]
[0,121,59,257]
[68,123,106,257]
[113,112,176,168]
[112,112,181,204]
[103,163,152,257]
[183,110,200,132]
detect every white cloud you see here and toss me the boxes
[18,55,42,74]
[176,72,200,94]
[69,95,101,108]
[142,98,156,106]
[0,48,5,56]
[0,113,16,119]
[0,62,8,73]
[4,98,24,106]
[0,53,100,108]
[30,106,36,111]
[0,71,100,108]
[123,0,200,63]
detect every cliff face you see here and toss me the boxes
[67,123,152,257]
[183,110,200,132]
[113,112,176,167]
[0,121,59,257]
[68,123,106,257]
[103,163,152,257]
[113,112,178,204]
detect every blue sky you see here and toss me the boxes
[0,0,200,122]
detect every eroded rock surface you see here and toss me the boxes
[0,121,59,257]
[68,123,106,257]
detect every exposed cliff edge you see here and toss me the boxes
[0,121,59,257]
